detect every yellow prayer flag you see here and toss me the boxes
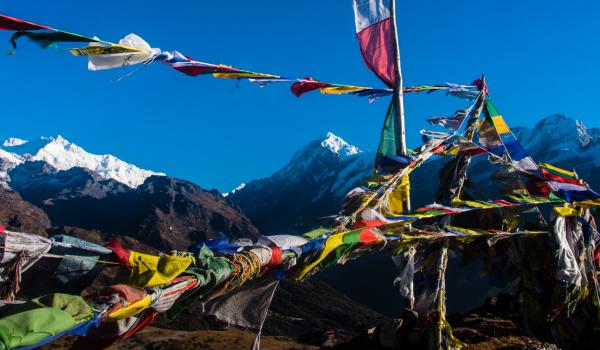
[294,232,345,280]
[491,115,510,135]
[539,162,576,178]
[553,204,582,217]
[451,198,496,209]
[319,86,366,95]
[213,72,279,79]
[128,251,194,287]
[573,199,600,208]
[69,44,144,57]
[106,295,152,321]
[387,175,410,215]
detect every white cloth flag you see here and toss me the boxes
[0,230,52,272]
[257,235,308,251]
[87,33,160,71]
[553,216,582,286]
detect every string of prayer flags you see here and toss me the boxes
[155,51,240,76]
[1,13,485,104]
[156,50,279,79]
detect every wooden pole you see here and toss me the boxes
[390,0,410,211]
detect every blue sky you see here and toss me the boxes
[2,1,598,191]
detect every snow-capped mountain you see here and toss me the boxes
[0,135,164,188]
[229,116,600,234]
[228,132,373,234]
[513,114,600,168]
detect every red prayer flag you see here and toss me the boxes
[0,14,52,31]
[290,78,332,97]
[352,1,396,88]
[359,228,380,244]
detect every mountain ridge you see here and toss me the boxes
[0,135,163,188]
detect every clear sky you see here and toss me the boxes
[2,1,598,191]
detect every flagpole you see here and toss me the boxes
[390,0,411,211]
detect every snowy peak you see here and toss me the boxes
[228,132,370,233]
[513,115,600,164]
[0,135,164,188]
[321,132,360,158]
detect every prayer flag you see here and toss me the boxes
[0,14,52,31]
[352,0,396,88]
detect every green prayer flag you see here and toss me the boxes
[485,98,501,117]
[10,30,100,50]
[302,228,330,239]
[0,293,92,350]
[374,100,398,173]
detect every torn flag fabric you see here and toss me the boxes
[0,230,52,299]
[427,108,469,131]
[445,84,480,100]
[248,78,293,87]
[0,14,52,31]
[352,0,396,88]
